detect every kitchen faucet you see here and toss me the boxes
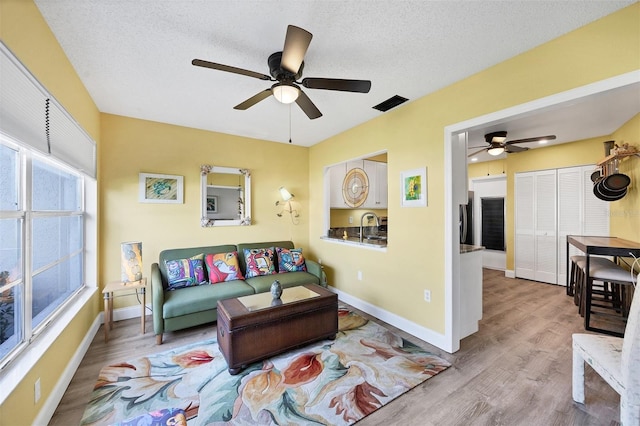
[360,212,380,243]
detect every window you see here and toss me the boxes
[481,197,505,251]
[0,139,85,363]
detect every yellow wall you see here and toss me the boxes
[609,114,640,244]
[0,0,101,424]
[100,114,311,301]
[330,208,388,228]
[468,159,507,179]
[308,4,640,334]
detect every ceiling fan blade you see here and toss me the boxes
[233,89,273,110]
[281,25,312,74]
[506,135,556,145]
[505,145,529,153]
[301,78,371,93]
[468,148,488,158]
[295,90,322,119]
[192,59,271,81]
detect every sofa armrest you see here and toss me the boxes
[305,260,327,287]
[150,263,165,335]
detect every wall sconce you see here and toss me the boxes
[121,241,143,284]
[276,187,300,223]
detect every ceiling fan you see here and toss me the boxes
[468,131,557,157]
[192,25,371,120]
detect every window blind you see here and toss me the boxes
[0,42,96,177]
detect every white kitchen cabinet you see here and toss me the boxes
[460,248,483,338]
[363,160,387,209]
[330,160,388,209]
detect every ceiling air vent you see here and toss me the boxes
[373,95,408,112]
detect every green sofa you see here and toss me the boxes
[150,241,326,344]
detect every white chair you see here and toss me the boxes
[573,282,640,425]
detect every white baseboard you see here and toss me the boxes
[505,269,515,278]
[327,286,450,353]
[35,314,101,425]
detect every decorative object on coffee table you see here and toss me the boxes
[270,279,282,299]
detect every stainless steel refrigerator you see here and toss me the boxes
[459,191,474,245]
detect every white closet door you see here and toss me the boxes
[582,166,610,236]
[515,172,535,280]
[557,166,583,286]
[534,170,558,284]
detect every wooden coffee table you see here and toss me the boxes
[216,283,338,375]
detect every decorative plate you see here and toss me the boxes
[342,168,369,207]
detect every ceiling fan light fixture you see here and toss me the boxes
[487,145,505,156]
[272,82,300,104]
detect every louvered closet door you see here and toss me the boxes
[534,170,558,284]
[582,166,610,236]
[557,167,583,286]
[515,173,535,280]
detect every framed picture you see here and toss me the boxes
[401,167,427,207]
[139,173,184,204]
[206,196,218,213]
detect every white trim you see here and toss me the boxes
[444,70,640,354]
[327,286,450,353]
[505,269,516,278]
[35,313,101,425]
[0,286,97,404]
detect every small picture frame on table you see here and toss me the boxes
[139,173,184,204]
[400,167,427,207]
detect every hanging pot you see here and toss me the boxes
[602,158,631,192]
[593,179,627,201]
[590,168,602,183]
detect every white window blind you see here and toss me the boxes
[0,42,96,177]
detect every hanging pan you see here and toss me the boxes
[603,158,631,192]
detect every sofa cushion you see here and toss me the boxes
[237,241,294,275]
[276,247,307,273]
[162,280,255,319]
[159,245,237,289]
[245,271,319,294]
[164,254,206,290]
[205,251,244,283]
[243,247,277,278]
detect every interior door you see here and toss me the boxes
[534,169,557,284]
[515,172,535,280]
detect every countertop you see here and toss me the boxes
[321,235,387,248]
[460,244,485,254]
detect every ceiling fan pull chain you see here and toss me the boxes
[289,103,292,143]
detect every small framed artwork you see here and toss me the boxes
[139,173,184,204]
[206,196,218,213]
[401,167,427,207]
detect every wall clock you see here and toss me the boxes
[342,167,369,207]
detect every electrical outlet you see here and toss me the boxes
[34,378,41,403]
[424,289,431,303]
[357,271,363,281]
[349,216,353,224]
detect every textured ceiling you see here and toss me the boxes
[34,0,637,150]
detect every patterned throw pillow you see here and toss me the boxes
[276,247,307,273]
[205,251,244,284]
[164,254,206,290]
[243,247,276,278]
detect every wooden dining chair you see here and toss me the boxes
[573,281,640,425]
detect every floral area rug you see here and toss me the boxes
[81,307,450,425]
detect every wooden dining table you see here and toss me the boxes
[566,235,640,335]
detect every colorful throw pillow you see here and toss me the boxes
[243,247,276,278]
[205,251,244,284]
[277,247,307,273]
[164,254,206,290]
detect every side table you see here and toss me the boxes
[102,278,147,342]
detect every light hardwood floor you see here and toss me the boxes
[50,269,621,425]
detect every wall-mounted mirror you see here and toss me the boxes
[200,165,251,227]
